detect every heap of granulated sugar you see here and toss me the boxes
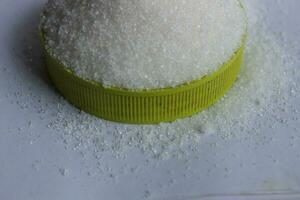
[47,0,300,159]
[40,0,246,89]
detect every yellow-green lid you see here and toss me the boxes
[40,32,245,124]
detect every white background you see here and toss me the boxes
[0,0,300,200]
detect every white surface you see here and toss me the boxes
[0,0,300,200]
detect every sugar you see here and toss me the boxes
[46,0,300,160]
[40,0,246,89]
[8,0,299,178]
[59,167,70,176]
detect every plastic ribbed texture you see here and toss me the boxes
[41,32,245,124]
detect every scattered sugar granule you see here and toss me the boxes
[144,190,152,199]
[59,167,70,176]
[40,0,246,89]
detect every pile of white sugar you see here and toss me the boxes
[43,0,299,159]
[40,0,246,89]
